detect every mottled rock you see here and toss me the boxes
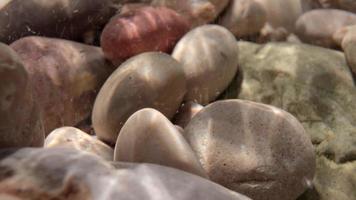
[218,0,267,37]
[114,108,206,177]
[173,102,204,128]
[92,52,186,144]
[0,148,251,200]
[45,127,114,161]
[172,25,238,105]
[11,36,114,135]
[225,41,356,200]
[185,99,315,200]
[0,42,44,147]
[295,9,356,48]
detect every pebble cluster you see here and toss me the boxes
[0,0,355,200]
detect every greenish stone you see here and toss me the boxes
[222,41,356,200]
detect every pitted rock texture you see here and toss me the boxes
[184,99,315,200]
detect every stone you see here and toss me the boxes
[114,108,207,177]
[225,41,356,200]
[184,99,315,200]
[0,148,251,200]
[11,36,115,135]
[218,0,267,37]
[295,9,356,48]
[92,52,186,144]
[45,127,114,161]
[173,102,204,128]
[0,42,44,147]
[172,25,239,105]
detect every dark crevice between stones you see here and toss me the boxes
[0,165,14,181]
[217,67,244,100]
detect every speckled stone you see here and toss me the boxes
[184,99,316,200]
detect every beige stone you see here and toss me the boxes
[172,25,238,105]
[184,99,316,200]
[114,108,207,177]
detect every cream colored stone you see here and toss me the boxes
[92,52,186,144]
[172,25,238,105]
[114,108,207,177]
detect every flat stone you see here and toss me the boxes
[114,108,207,177]
[184,99,315,200]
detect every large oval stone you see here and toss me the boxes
[92,52,186,144]
[184,99,316,200]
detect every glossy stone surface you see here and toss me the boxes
[114,108,207,177]
[172,25,238,105]
[92,52,186,144]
